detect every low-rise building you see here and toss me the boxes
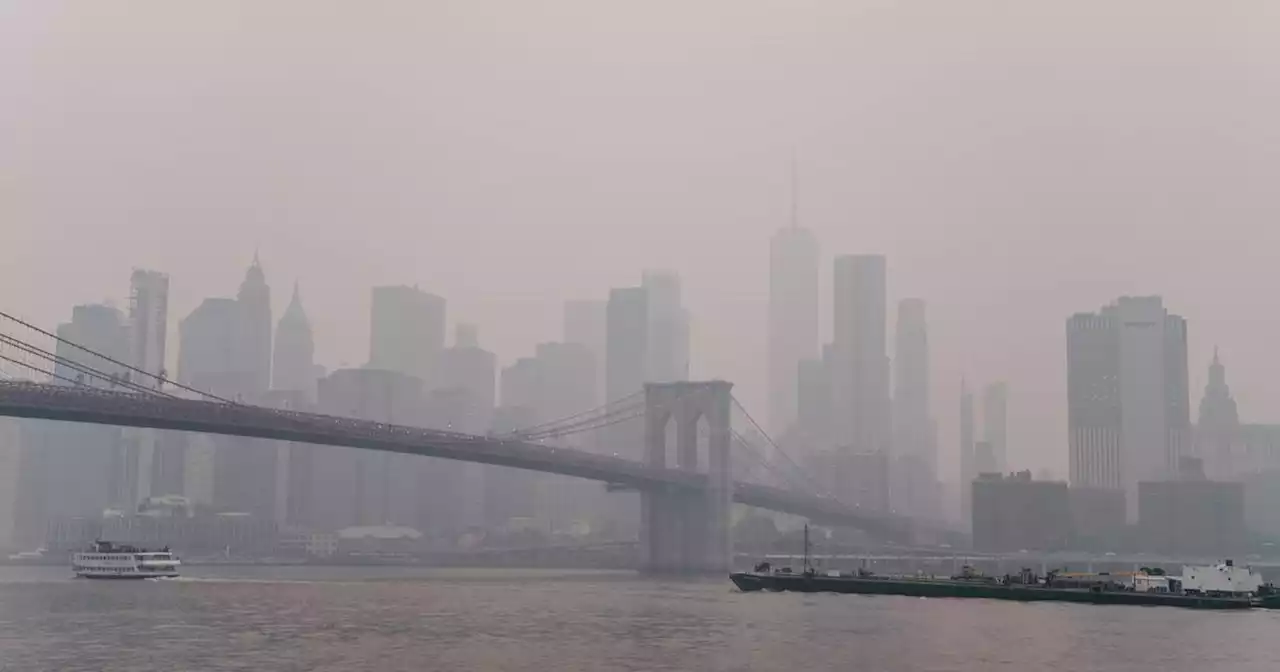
[972,471,1070,552]
[1068,487,1126,551]
[1138,480,1245,556]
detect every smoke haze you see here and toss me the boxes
[5,0,1280,480]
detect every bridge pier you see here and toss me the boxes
[640,381,733,574]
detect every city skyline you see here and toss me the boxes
[6,243,1260,485]
[12,6,1280,491]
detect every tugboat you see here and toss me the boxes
[730,528,1253,610]
[72,540,180,579]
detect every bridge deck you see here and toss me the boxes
[0,381,908,537]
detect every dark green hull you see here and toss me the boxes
[730,573,1253,610]
[1253,594,1280,609]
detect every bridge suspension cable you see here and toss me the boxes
[0,350,88,387]
[0,332,183,399]
[509,385,701,446]
[517,406,646,442]
[503,398,647,443]
[509,398,646,440]
[0,330,143,391]
[730,395,837,500]
[501,390,644,439]
[728,425,806,490]
[0,309,233,403]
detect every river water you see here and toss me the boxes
[0,565,1278,671]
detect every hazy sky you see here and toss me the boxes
[4,0,1280,479]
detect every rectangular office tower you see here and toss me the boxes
[767,226,819,434]
[831,255,890,454]
[1067,296,1190,520]
[369,285,446,383]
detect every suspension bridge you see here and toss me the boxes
[0,309,919,573]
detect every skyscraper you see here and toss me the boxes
[1067,296,1190,520]
[767,224,819,435]
[369,285,446,383]
[1196,348,1239,479]
[16,304,128,543]
[208,257,278,519]
[433,325,497,434]
[128,270,169,387]
[960,380,975,522]
[982,382,1008,473]
[605,286,649,407]
[603,285,650,535]
[795,354,833,447]
[832,255,889,454]
[533,342,597,431]
[421,325,497,535]
[488,356,544,528]
[175,297,240,506]
[123,269,169,507]
[490,341,601,532]
[178,298,241,397]
[892,298,936,518]
[234,254,273,400]
[53,304,130,387]
[272,283,316,399]
[0,417,20,549]
[315,368,425,531]
[260,388,311,525]
[563,299,606,404]
[641,270,690,383]
[893,299,932,466]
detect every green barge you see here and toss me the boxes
[729,570,1255,610]
[732,525,1271,611]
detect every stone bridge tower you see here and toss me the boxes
[641,380,733,573]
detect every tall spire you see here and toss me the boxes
[279,280,308,331]
[241,251,266,292]
[1198,346,1238,478]
[1208,346,1227,391]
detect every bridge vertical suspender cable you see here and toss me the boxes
[730,395,840,500]
[501,390,644,438]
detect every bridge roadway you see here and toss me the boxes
[0,382,907,537]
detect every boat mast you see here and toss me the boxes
[803,524,811,574]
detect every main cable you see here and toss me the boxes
[0,332,181,399]
[504,390,644,438]
[0,309,234,404]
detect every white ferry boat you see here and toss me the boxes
[72,540,180,579]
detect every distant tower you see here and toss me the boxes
[641,270,690,383]
[893,299,932,466]
[982,382,1008,472]
[1196,348,1239,479]
[605,286,650,409]
[1067,296,1189,521]
[832,255,889,454]
[563,299,607,405]
[892,298,936,518]
[959,380,976,522]
[123,269,170,506]
[368,285,446,382]
[767,174,819,434]
[236,253,273,399]
[272,282,316,399]
[128,270,169,385]
[15,305,128,545]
